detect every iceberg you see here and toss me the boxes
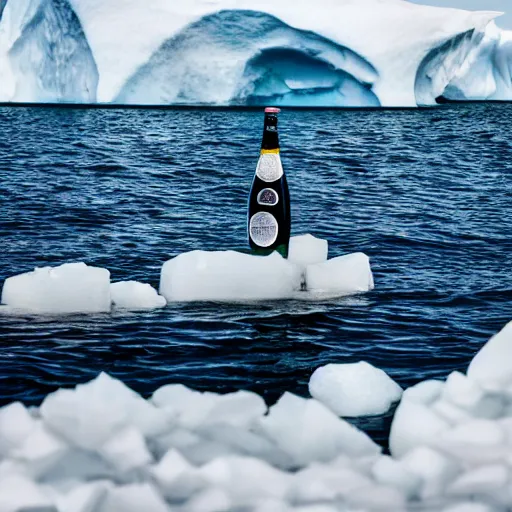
[0,0,509,106]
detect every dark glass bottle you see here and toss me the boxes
[248,107,291,258]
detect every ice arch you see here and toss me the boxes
[116,10,380,107]
[415,29,484,106]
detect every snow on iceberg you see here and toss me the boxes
[0,0,508,106]
[1,322,512,510]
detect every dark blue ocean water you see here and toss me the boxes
[0,104,511,442]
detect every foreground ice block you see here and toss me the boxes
[258,392,380,467]
[111,281,166,310]
[160,250,301,302]
[467,321,512,392]
[305,253,374,296]
[40,373,172,451]
[389,399,451,459]
[309,362,403,417]
[1,263,111,314]
[0,475,54,512]
[288,234,328,268]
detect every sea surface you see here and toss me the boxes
[0,104,511,443]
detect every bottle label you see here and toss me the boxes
[257,188,279,206]
[249,212,279,248]
[256,154,284,183]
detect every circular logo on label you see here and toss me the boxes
[249,212,279,248]
[257,188,279,206]
[256,154,284,183]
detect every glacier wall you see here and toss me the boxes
[0,0,510,107]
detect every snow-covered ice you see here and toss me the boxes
[309,362,403,417]
[0,0,509,106]
[0,321,511,510]
[111,281,166,310]
[0,262,111,314]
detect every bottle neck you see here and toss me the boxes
[261,114,279,152]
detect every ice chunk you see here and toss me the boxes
[371,456,421,499]
[288,465,372,504]
[292,507,338,512]
[305,253,374,296]
[467,321,512,392]
[437,420,506,463]
[98,483,169,512]
[12,421,68,477]
[151,449,206,502]
[196,424,293,468]
[288,234,328,268]
[1,263,111,314]
[111,281,166,310]
[309,362,402,417]
[401,446,460,499]
[446,464,509,497]
[442,504,495,512]
[184,487,232,512]
[440,372,504,419]
[99,427,153,472]
[160,250,302,302]
[0,402,37,457]
[345,485,407,511]
[252,499,290,512]
[0,475,55,512]
[152,385,266,429]
[56,481,112,512]
[198,456,291,505]
[258,392,380,467]
[200,390,267,428]
[389,399,451,458]
[442,371,485,409]
[41,373,172,451]
[401,380,444,405]
[431,399,472,425]
[36,448,114,483]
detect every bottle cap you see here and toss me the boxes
[265,107,281,114]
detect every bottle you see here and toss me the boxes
[248,107,291,258]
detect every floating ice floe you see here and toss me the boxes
[160,235,374,303]
[159,250,303,303]
[0,235,374,313]
[0,263,111,314]
[0,321,512,510]
[111,281,167,310]
[309,362,403,417]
